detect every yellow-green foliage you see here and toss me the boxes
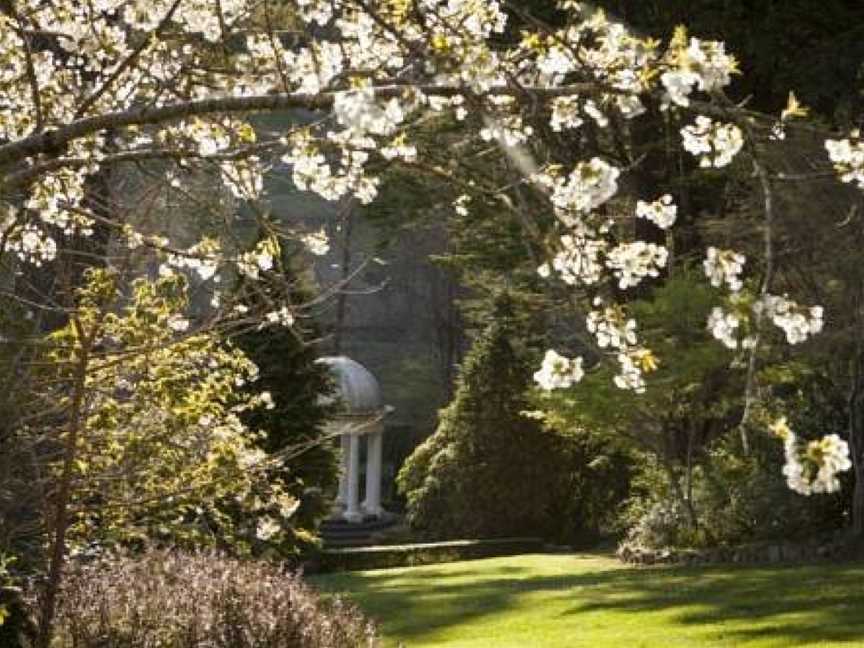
[39,268,296,552]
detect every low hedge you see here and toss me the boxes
[617,529,863,567]
[319,537,544,572]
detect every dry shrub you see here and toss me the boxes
[52,550,377,648]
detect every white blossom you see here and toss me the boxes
[605,241,668,289]
[583,99,608,128]
[221,157,264,200]
[533,350,585,390]
[661,70,701,107]
[538,234,607,286]
[166,239,221,281]
[613,351,648,393]
[587,306,638,350]
[536,45,575,79]
[255,516,281,541]
[453,194,471,217]
[265,306,294,328]
[549,97,585,132]
[707,306,740,349]
[703,247,746,292]
[259,391,275,410]
[380,135,417,162]
[681,116,744,168]
[756,295,824,345]
[334,86,404,137]
[541,158,621,225]
[686,38,737,92]
[661,38,736,107]
[771,418,852,495]
[615,94,646,119]
[238,239,278,279]
[301,229,330,256]
[167,315,190,333]
[635,194,677,229]
[7,224,58,266]
[479,114,534,147]
[825,136,864,189]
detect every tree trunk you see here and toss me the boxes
[36,319,91,648]
[684,426,698,531]
[664,457,697,533]
[849,349,864,537]
[852,458,864,538]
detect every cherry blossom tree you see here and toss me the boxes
[1,0,863,641]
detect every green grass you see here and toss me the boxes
[311,553,864,647]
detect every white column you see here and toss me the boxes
[363,429,384,518]
[345,433,363,522]
[333,433,349,516]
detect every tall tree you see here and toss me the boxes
[398,297,571,539]
[234,256,339,556]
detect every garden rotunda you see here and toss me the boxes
[316,356,393,523]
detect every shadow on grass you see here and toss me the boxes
[313,555,864,645]
[563,561,864,645]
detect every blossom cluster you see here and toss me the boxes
[540,158,621,225]
[704,247,746,292]
[237,238,278,280]
[3,221,59,267]
[301,229,331,256]
[585,303,656,393]
[533,350,585,391]
[660,34,738,108]
[707,293,824,349]
[549,97,585,132]
[825,135,864,189]
[334,87,406,138]
[770,418,851,495]
[587,305,638,350]
[635,195,678,229]
[605,241,669,290]
[614,348,657,393]
[681,116,744,168]
[757,295,824,345]
[538,234,606,286]
[706,306,742,350]
[164,238,222,282]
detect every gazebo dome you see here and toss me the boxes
[316,355,383,415]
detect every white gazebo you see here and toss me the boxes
[316,356,393,523]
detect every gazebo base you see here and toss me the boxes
[319,513,400,548]
[329,502,387,523]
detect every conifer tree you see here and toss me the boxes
[235,263,338,556]
[398,297,565,539]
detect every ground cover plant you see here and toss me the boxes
[50,550,379,648]
[313,553,864,648]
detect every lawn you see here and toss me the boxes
[311,553,864,647]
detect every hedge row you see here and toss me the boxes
[318,537,544,572]
[617,530,861,567]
